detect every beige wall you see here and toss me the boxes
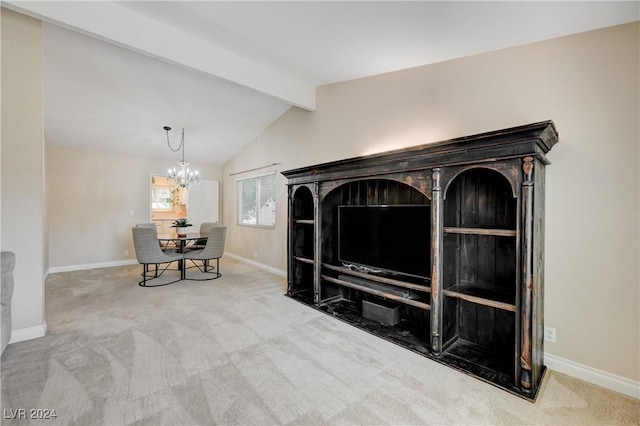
[47,146,222,268]
[222,22,639,382]
[1,9,46,331]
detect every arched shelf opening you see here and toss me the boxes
[320,178,431,269]
[440,167,519,387]
[289,185,315,303]
[318,178,433,343]
[444,168,516,231]
[292,185,314,221]
[443,166,517,200]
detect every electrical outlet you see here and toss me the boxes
[544,326,556,343]
[123,249,129,257]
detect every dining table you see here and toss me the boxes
[157,232,209,278]
[157,232,208,253]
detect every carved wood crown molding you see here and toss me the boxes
[282,121,558,183]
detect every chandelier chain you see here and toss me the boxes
[166,128,185,154]
[164,126,199,188]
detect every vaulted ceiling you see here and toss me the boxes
[5,1,638,165]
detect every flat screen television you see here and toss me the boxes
[338,205,431,280]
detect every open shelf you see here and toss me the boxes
[289,185,315,299]
[287,288,315,306]
[317,297,431,356]
[293,256,314,265]
[441,338,516,390]
[443,284,516,312]
[322,275,430,310]
[444,227,516,237]
[323,263,430,293]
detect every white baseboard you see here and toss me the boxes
[48,259,138,275]
[225,252,286,278]
[545,352,639,399]
[9,321,47,344]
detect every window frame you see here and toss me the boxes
[236,172,277,228]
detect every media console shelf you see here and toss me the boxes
[282,121,558,400]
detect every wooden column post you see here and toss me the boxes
[313,182,321,305]
[286,185,294,295]
[520,157,535,392]
[431,168,444,355]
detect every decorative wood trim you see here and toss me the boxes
[282,121,558,185]
[431,167,444,355]
[520,156,535,392]
[287,185,294,294]
[313,182,321,305]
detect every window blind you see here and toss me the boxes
[238,173,276,227]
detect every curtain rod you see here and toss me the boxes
[229,162,282,176]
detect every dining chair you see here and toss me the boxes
[136,223,177,251]
[200,222,218,232]
[186,222,218,251]
[135,223,159,273]
[183,226,226,280]
[135,223,157,229]
[135,222,174,275]
[132,227,184,287]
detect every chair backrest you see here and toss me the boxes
[136,223,158,230]
[199,222,217,234]
[201,226,226,259]
[132,227,165,263]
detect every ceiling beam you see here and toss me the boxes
[4,1,316,111]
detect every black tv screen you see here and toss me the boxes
[338,205,431,279]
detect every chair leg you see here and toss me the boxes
[181,257,221,281]
[138,261,181,287]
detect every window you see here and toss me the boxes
[152,187,173,210]
[238,173,276,227]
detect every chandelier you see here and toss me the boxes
[164,126,199,188]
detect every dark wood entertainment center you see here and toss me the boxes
[282,121,558,400]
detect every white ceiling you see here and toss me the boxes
[6,1,639,166]
[43,23,291,165]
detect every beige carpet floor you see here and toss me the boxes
[1,258,638,425]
